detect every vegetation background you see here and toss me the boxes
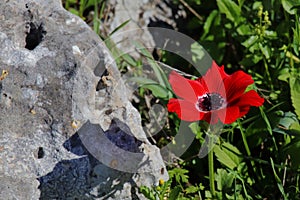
[63,0,300,199]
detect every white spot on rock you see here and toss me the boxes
[66,18,77,25]
[72,45,82,56]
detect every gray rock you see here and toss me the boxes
[101,0,186,58]
[0,0,168,199]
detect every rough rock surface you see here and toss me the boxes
[0,0,168,199]
[100,0,186,57]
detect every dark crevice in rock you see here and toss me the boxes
[130,186,140,200]
[105,108,113,115]
[25,22,46,50]
[95,69,109,91]
[63,63,78,80]
[37,147,45,159]
[0,82,2,100]
[25,4,34,21]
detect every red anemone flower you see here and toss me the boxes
[167,61,264,124]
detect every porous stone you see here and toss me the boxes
[0,0,168,199]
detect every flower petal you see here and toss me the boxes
[199,61,226,97]
[224,70,254,103]
[217,106,240,124]
[238,106,250,118]
[169,71,206,102]
[167,98,204,121]
[206,61,229,79]
[236,90,264,107]
[218,64,229,80]
[202,112,214,124]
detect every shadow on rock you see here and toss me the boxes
[38,120,143,200]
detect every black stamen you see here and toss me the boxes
[197,93,225,111]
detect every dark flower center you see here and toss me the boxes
[196,93,226,111]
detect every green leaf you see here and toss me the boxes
[128,77,159,87]
[278,68,290,82]
[259,42,271,59]
[293,15,300,55]
[121,53,138,67]
[286,122,300,135]
[109,19,131,36]
[290,122,300,132]
[278,111,299,128]
[236,24,252,36]
[242,36,259,48]
[189,122,204,141]
[169,186,181,200]
[283,136,300,168]
[293,27,300,56]
[239,54,263,67]
[270,158,288,200]
[185,185,200,194]
[142,84,169,99]
[105,36,137,67]
[264,30,278,39]
[158,179,172,199]
[191,42,205,65]
[282,0,300,15]
[214,142,243,170]
[238,0,245,7]
[85,0,102,9]
[92,0,102,34]
[246,110,282,147]
[68,8,79,16]
[290,74,300,120]
[201,40,226,64]
[273,112,299,135]
[248,42,260,53]
[201,10,219,39]
[260,107,278,150]
[134,42,171,90]
[215,169,235,191]
[216,0,241,23]
[67,0,77,3]
[104,38,123,61]
[139,186,156,200]
[128,77,170,99]
[252,1,262,10]
[168,168,189,184]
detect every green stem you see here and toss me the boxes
[263,58,273,91]
[259,106,278,151]
[93,0,99,34]
[238,119,258,176]
[237,119,251,156]
[65,0,70,10]
[79,0,85,18]
[208,135,215,197]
